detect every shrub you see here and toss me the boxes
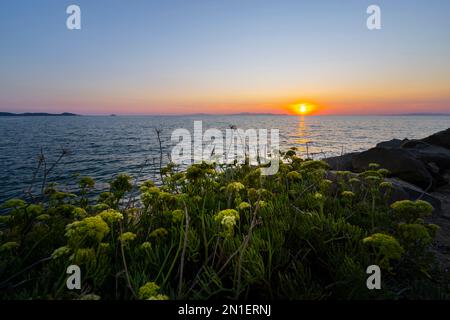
[363,233,404,271]
[0,159,446,300]
[391,200,433,223]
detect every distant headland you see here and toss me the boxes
[0,112,79,117]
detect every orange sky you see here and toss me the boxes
[1,1,450,115]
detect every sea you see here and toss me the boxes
[1,115,449,203]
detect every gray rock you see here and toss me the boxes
[324,171,442,213]
[402,141,450,171]
[376,138,409,149]
[323,152,359,171]
[386,178,442,213]
[422,128,450,150]
[352,147,434,190]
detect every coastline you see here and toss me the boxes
[325,128,450,272]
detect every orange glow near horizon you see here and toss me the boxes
[288,102,318,115]
[5,95,450,116]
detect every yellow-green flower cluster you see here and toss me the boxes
[119,232,137,244]
[26,204,44,216]
[363,233,404,270]
[336,171,352,177]
[369,163,380,170]
[99,209,123,224]
[2,198,26,209]
[66,216,110,245]
[214,209,239,237]
[314,192,324,201]
[72,207,87,219]
[226,182,245,194]
[36,214,50,221]
[185,163,215,181]
[159,191,176,206]
[150,228,169,238]
[341,191,355,198]
[397,223,434,247]
[170,209,184,223]
[287,171,302,181]
[255,200,267,209]
[0,241,19,252]
[391,200,433,223]
[379,181,393,189]
[51,246,71,259]
[248,188,273,202]
[72,248,96,265]
[320,179,333,191]
[238,202,251,212]
[99,242,110,253]
[138,282,168,300]
[140,242,152,251]
[148,294,170,300]
[141,186,161,206]
[364,175,382,183]
[300,160,330,171]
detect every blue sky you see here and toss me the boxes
[0,0,449,114]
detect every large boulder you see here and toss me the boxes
[422,128,450,149]
[376,138,409,149]
[324,152,359,171]
[324,171,442,213]
[352,147,434,190]
[386,178,442,213]
[402,140,450,171]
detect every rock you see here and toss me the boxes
[352,147,434,190]
[324,171,442,213]
[422,128,450,150]
[376,138,409,149]
[324,128,450,196]
[402,141,450,171]
[324,152,359,171]
[386,178,442,213]
[401,139,427,149]
[427,162,441,175]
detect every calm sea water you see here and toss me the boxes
[1,115,449,203]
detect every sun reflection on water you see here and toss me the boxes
[295,115,312,156]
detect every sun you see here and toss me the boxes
[299,104,307,114]
[288,102,318,115]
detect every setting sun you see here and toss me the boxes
[289,102,317,115]
[299,104,307,114]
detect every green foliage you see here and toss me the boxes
[0,160,446,300]
[65,216,110,247]
[138,282,168,300]
[363,233,404,271]
[391,200,433,223]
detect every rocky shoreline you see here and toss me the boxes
[324,128,450,272]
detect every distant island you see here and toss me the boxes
[0,112,79,117]
[183,112,289,116]
[230,112,288,116]
[391,113,450,116]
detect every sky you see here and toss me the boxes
[0,0,449,115]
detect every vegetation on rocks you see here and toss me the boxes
[0,150,448,300]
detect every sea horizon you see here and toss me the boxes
[2,111,450,117]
